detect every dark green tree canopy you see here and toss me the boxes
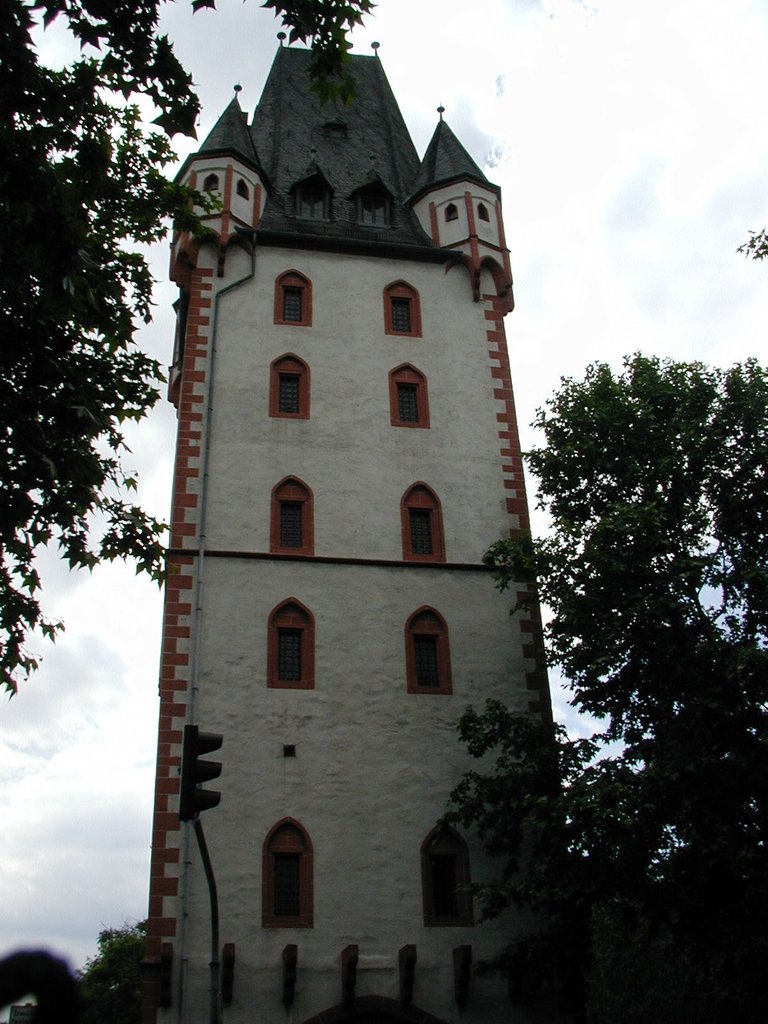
[449,355,768,1023]
[77,921,147,1024]
[0,0,372,693]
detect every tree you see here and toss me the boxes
[448,355,768,1023]
[738,228,768,261]
[0,0,373,694]
[77,921,147,1024]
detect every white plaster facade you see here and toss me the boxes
[146,48,553,1024]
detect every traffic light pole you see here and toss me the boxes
[194,817,220,1024]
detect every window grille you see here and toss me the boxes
[282,287,303,322]
[414,635,439,688]
[280,503,303,548]
[409,509,433,554]
[397,383,419,423]
[278,629,302,681]
[274,854,301,916]
[429,855,458,918]
[391,298,412,333]
[278,374,300,414]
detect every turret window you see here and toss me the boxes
[405,608,452,695]
[384,281,422,337]
[203,173,219,191]
[445,203,458,222]
[477,202,490,222]
[236,178,250,199]
[275,271,312,327]
[270,355,310,419]
[389,365,429,428]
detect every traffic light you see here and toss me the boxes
[179,724,223,821]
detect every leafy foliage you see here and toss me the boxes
[78,921,146,1024]
[449,356,768,1023]
[1,0,372,693]
[738,228,768,261]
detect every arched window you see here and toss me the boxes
[405,607,452,695]
[203,173,219,192]
[477,202,490,222]
[421,826,473,925]
[274,271,312,327]
[445,203,458,222]
[268,599,315,689]
[383,281,421,337]
[401,484,444,562]
[262,819,314,927]
[271,478,313,555]
[389,364,429,428]
[236,178,250,199]
[270,354,310,419]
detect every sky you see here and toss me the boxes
[1,0,767,986]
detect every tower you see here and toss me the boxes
[143,45,552,1024]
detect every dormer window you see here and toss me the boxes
[359,194,390,226]
[296,188,329,220]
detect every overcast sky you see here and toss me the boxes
[1,0,767,985]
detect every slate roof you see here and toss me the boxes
[190,46,497,256]
[409,119,495,202]
[194,94,265,177]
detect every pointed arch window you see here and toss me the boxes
[405,607,452,695]
[445,203,458,222]
[236,178,250,199]
[421,826,473,925]
[270,355,310,419]
[383,281,422,337]
[262,819,314,927]
[268,599,315,689]
[203,173,220,192]
[477,202,490,222]
[275,271,312,327]
[389,365,429,428]
[271,478,313,555]
[401,484,444,562]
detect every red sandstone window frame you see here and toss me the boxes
[400,484,444,562]
[268,599,315,689]
[262,818,314,928]
[275,271,312,327]
[269,354,310,420]
[383,281,422,337]
[270,477,314,556]
[421,825,473,926]
[405,606,452,695]
[389,364,429,428]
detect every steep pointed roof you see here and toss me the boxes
[249,47,435,252]
[198,93,262,170]
[409,118,496,202]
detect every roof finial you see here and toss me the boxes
[371,41,380,56]
[233,83,242,96]
[437,105,445,122]
[277,31,286,45]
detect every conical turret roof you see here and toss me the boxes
[198,93,262,171]
[409,118,495,201]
